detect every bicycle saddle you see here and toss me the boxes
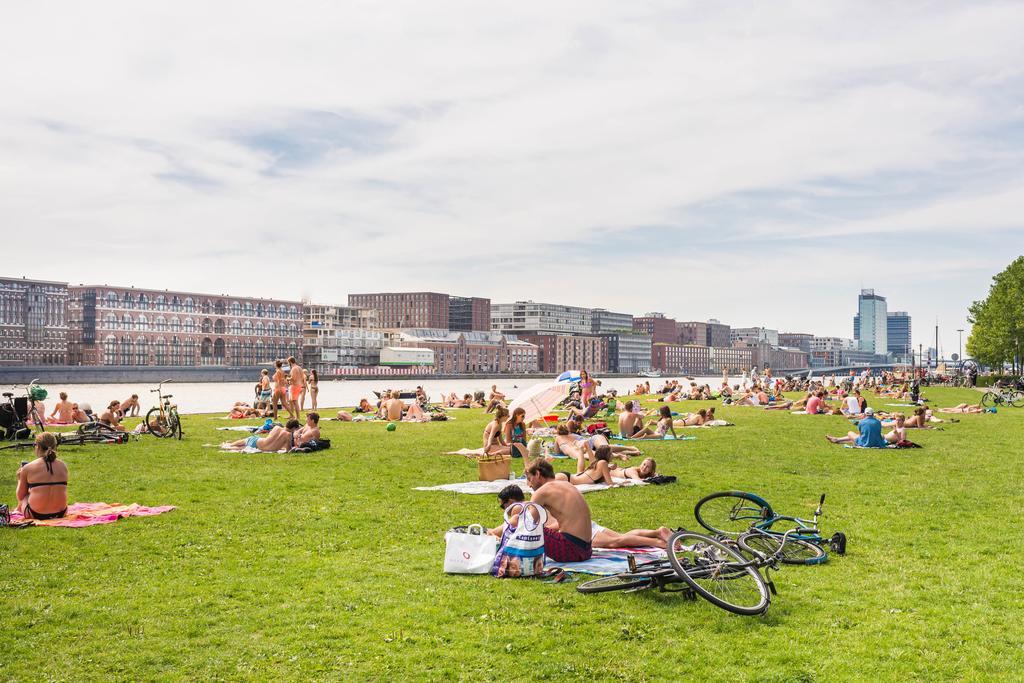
[2,393,12,397]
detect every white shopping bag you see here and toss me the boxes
[444,524,498,574]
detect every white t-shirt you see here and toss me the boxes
[845,396,860,413]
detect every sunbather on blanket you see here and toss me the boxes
[49,392,74,424]
[611,457,657,481]
[554,446,617,486]
[16,433,68,520]
[937,403,985,414]
[490,484,670,549]
[221,419,301,451]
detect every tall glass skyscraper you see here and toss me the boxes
[855,289,888,354]
[887,311,912,361]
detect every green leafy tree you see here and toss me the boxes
[967,256,1024,373]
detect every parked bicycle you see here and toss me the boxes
[0,380,48,441]
[981,386,1024,408]
[145,380,183,439]
[577,528,807,616]
[694,491,846,564]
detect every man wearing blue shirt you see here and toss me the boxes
[826,407,887,447]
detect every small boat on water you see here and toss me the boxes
[638,370,662,378]
[373,390,418,400]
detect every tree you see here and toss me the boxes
[967,256,1024,373]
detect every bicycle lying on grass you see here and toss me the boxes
[145,380,183,439]
[577,528,807,615]
[694,491,846,564]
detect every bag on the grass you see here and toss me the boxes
[492,502,546,578]
[0,503,9,528]
[893,439,921,449]
[293,438,331,453]
[444,524,497,574]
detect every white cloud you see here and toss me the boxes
[2,0,1023,354]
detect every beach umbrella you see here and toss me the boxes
[556,370,581,383]
[508,381,571,423]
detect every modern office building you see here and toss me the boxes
[491,301,593,336]
[854,289,888,354]
[633,313,678,345]
[518,334,606,374]
[399,329,538,374]
[706,320,732,348]
[601,332,652,373]
[0,276,69,366]
[651,343,711,374]
[448,296,492,332]
[348,292,450,330]
[591,308,634,334]
[730,327,780,346]
[67,285,302,366]
[887,312,912,361]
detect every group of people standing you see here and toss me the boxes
[252,358,317,420]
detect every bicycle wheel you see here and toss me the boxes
[145,407,172,438]
[1011,392,1024,409]
[694,491,773,537]
[738,533,827,565]
[667,531,769,615]
[169,409,182,439]
[577,574,654,594]
[981,392,995,407]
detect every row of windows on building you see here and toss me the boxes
[0,296,67,326]
[98,315,300,336]
[94,293,300,319]
[100,336,301,366]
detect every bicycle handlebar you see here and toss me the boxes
[819,494,826,505]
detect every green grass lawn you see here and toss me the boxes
[2,387,1022,681]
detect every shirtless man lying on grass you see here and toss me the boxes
[489,484,672,550]
[221,419,301,452]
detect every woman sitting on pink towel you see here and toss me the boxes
[16,433,69,520]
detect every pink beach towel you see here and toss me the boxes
[10,502,176,527]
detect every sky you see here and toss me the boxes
[3,1,1023,357]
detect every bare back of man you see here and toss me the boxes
[385,397,405,422]
[525,469,593,564]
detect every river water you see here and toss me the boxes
[2,375,729,415]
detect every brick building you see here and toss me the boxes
[348,292,450,330]
[633,313,678,345]
[519,334,606,374]
[650,343,710,374]
[448,296,492,332]
[709,346,755,374]
[677,321,708,346]
[68,285,303,366]
[706,319,731,347]
[399,329,538,374]
[0,277,69,366]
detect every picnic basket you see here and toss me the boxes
[477,453,511,481]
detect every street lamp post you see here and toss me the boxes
[957,328,964,363]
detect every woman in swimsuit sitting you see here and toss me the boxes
[631,406,678,439]
[502,407,531,458]
[16,432,68,520]
[884,413,907,444]
[483,406,511,456]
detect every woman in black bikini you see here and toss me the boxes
[554,445,616,486]
[16,432,69,520]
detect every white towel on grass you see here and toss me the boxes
[414,478,646,495]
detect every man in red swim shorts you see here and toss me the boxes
[525,460,593,562]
